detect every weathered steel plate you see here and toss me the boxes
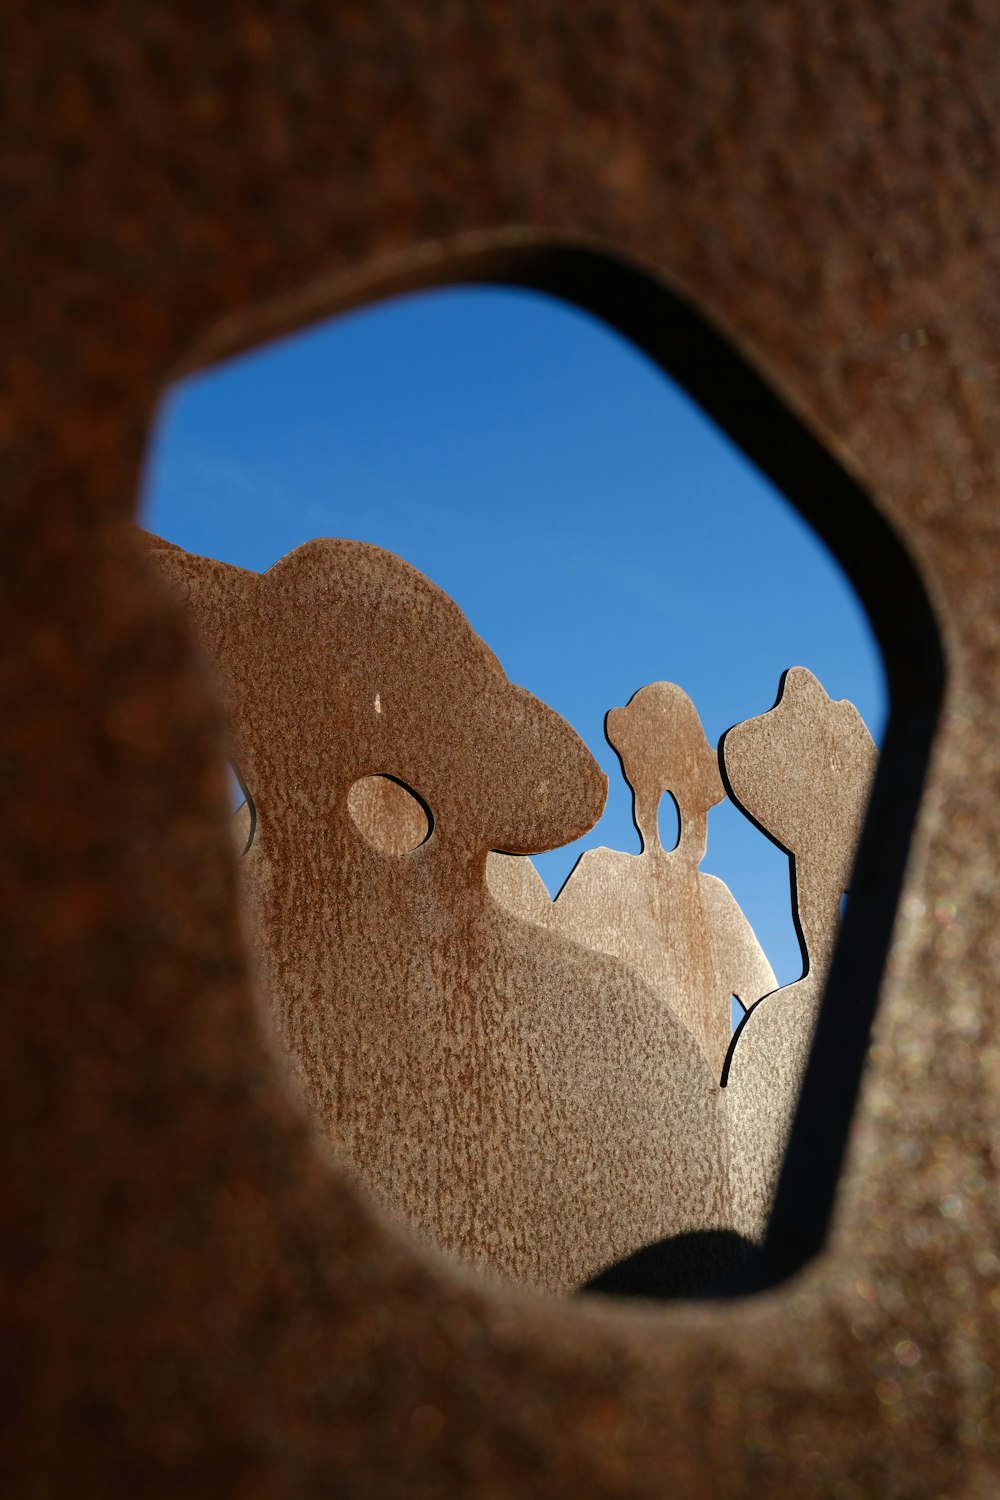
[1,4,994,1494]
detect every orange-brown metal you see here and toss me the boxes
[1,5,995,1495]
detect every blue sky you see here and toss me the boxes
[142,286,885,991]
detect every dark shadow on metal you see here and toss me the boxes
[183,231,946,1295]
[580,1230,761,1300]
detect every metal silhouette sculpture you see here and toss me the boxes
[149,534,876,1289]
[147,534,728,1294]
[514,684,777,1079]
[720,667,879,1239]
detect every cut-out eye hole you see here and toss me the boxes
[657,791,681,852]
[228,762,255,856]
[347,774,432,854]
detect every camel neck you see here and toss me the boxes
[636,795,707,866]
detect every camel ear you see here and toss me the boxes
[139,531,259,664]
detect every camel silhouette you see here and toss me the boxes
[147,534,729,1293]
[491,683,776,1080]
[720,667,878,1240]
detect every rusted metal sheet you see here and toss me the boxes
[495,683,776,1080]
[176,550,868,1265]
[148,533,729,1294]
[1,3,996,1495]
[721,668,879,1240]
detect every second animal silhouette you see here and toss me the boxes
[492,683,777,1080]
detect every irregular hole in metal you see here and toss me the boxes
[347,774,433,854]
[229,763,256,857]
[144,234,943,1297]
[657,790,681,853]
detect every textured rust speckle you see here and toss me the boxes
[148,534,728,1295]
[1,4,997,1496]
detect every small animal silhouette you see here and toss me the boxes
[558,684,775,1078]
[147,534,729,1293]
[720,667,878,1240]
[491,683,776,1079]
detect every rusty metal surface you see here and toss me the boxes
[491,683,778,1080]
[555,683,775,1080]
[721,668,879,1240]
[1,2,997,1495]
[148,534,728,1294]
[225,631,862,1261]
